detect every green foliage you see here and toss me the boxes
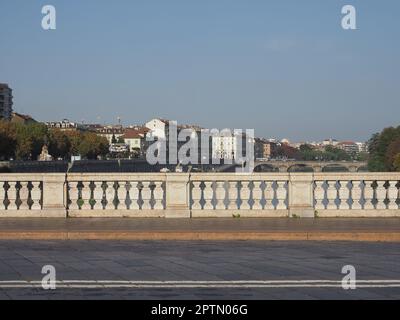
[385,138,400,171]
[77,132,109,159]
[111,134,117,144]
[298,144,351,161]
[273,144,299,159]
[16,123,45,160]
[394,154,400,172]
[0,121,17,160]
[48,129,71,159]
[0,121,110,160]
[2,121,49,160]
[367,126,400,172]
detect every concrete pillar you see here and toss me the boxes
[165,173,191,218]
[42,173,67,217]
[288,173,315,218]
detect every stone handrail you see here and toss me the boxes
[0,172,399,218]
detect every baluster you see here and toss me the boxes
[363,180,374,209]
[240,181,251,210]
[68,182,80,210]
[116,181,127,209]
[0,182,6,210]
[227,181,237,210]
[351,180,362,210]
[141,181,152,210]
[215,181,226,210]
[314,181,325,210]
[153,181,164,210]
[203,181,214,210]
[326,181,338,210]
[252,181,263,210]
[264,181,274,209]
[375,180,387,210]
[30,181,41,210]
[105,181,115,210]
[7,182,17,210]
[338,180,350,210]
[129,182,140,210]
[276,181,287,209]
[81,181,92,210]
[19,182,30,210]
[92,181,104,210]
[191,181,202,210]
[388,180,399,210]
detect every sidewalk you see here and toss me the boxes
[0,218,400,241]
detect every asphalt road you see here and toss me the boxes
[0,240,399,300]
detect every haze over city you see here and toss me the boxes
[1,0,399,142]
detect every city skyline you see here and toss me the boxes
[1,0,399,142]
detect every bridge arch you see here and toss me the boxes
[356,165,369,172]
[253,161,368,173]
[287,164,314,172]
[321,164,350,172]
[253,164,279,173]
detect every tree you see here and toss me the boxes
[368,126,400,171]
[394,154,400,172]
[299,144,314,152]
[324,146,351,161]
[64,131,83,156]
[0,121,17,160]
[0,122,111,161]
[78,132,109,159]
[14,122,49,160]
[273,144,300,159]
[48,129,71,159]
[385,138,400,171]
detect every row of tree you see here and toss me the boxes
[368,126,400,172]
[0,121,109,160]
[272,144,366,162]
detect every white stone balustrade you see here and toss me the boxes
[66,173,166,217]
[313,173,400,217]
[190,173,289,217]
[0,172,399,218]
[0,174,63,217]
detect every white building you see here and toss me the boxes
[121,128,149,153]
[355,142,368,153]
[46,119,81,131]
[211,130,246,160]
[145,118,169,140]
[96,125,125,144]
[322,139,339,146]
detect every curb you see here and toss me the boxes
[0,231,400,242]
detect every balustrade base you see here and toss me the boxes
[316,209,400,217]
[191,209,289,218]
[165,208,191,218]
[0,209,66,218]
[289,207,315,218]
[68,209,165,218]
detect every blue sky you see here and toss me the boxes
[1,0,399,142]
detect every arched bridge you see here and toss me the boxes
[254,160,368,173]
